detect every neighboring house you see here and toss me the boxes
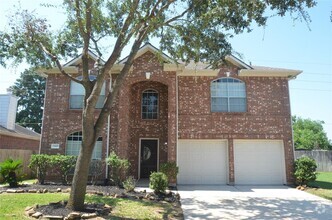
[0,93,40,151]
[39,43,301,185]
[0,93,40,179]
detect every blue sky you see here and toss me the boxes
[0,0,331,139]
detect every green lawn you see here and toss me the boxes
[0,193,176,220]
[306,172,332,201]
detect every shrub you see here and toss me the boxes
[89,159,105,185]
[51,155,77,185]
[294,156,317,186]
[29,154,51,184]
[106,151,130,186]
[149,172,168,194]
[123,176,136,192]
[160,162,179,184]
[0,158,22,187]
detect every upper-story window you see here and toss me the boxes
[211,77,246,112]
[142,89,158,119]
[70,76,105,109]
[66,131,102,160]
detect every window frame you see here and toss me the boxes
[69,77,106,109]
[66,131,103,160]
[210,77,247,113]
[141,89,159,120]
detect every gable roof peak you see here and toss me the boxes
[118,42,174,64]
[64,50,104,67]
[225,55,253,70]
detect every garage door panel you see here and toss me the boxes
[178,140,227,185]
[234,140,285,185]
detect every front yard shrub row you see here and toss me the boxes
[29,154,77,185]
[0,158,23,187]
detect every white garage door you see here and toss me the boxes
[234,140,286,185]
[177,140,227,184]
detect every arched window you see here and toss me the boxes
[211,77,246,112]
[142,89,158,119]
[70,76,106,109]
[66,131,102,160]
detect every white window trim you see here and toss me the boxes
[141,89,159,120]
[211,77,247,112]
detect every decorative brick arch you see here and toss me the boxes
[111,52,177,178]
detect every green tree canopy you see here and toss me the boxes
[293,116,332,150]
[10,69,45,133]
[0,0,317,211]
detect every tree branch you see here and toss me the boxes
[94,24,149,135]
[39,42,81,84]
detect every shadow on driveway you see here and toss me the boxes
[178,185,332,220]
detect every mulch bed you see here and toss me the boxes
[0,183,183,219]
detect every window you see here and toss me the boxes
[211,77,246,112]
[70,77,106,109]
[66,131,102,160]
[142,89,158,119]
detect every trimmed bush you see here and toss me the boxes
[149,172,168,194]
[160,162,179,185]
[0,158,22,187]
[51,155,77,185]
[106,151,130,186]
[294,156,317,186]
[29,154,51,184]
[123,176,136,192]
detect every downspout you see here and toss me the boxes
[105,74,113,180]
[176,70,179,165]
[106,115,110,179]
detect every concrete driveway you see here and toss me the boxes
[177,185,332,220]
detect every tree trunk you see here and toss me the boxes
[66,141,94,210]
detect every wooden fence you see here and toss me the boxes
[0,149,36,181]
[295,150,332,172]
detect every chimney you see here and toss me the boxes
[0,93,18,130]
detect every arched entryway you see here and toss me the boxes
[128,80,169,178]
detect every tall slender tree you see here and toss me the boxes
[10,69,45,133]
[0,0,316,211]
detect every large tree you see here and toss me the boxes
[10,69,45,133]
[0,0,316,211]
[292,116,332,150]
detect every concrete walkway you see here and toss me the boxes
[178,185,332,220]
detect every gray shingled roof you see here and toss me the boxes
[0,124,40,140]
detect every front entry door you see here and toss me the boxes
[140,139,158,178]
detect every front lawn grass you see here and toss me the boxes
[0,193,175,220]
[306,172,332,201]
[0,193,68,219]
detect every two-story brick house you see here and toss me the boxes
[39,43,300,185]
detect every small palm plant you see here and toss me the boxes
[0,158,23,187]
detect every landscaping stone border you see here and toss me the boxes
[1,186,181,219]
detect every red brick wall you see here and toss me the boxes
[0,134,39,151]
[40,74,108,158]
[178,71,294,184]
